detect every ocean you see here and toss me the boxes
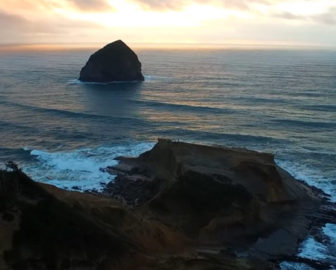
[0,47,335,268]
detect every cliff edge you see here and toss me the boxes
[1,140,335,269]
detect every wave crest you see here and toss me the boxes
[23,142,154,191]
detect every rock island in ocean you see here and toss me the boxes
[79,40,144,83]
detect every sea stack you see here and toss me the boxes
[79,40,144,82]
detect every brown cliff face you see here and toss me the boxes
[0,169,186,270]
[1,140,334,270]
[105,139,331,263]
[0,169,131,270]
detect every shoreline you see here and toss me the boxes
[102,140,336,267]
[2,139,334,269]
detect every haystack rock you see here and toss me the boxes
[79,40,144,82]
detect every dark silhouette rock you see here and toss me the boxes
[79,40,144,82]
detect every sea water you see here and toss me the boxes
[0,47,335,268]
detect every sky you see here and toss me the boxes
[0,0,335,47]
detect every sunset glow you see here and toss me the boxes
[0,0,335,47]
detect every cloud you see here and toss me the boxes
[0,0,335,46]
[0,11,30,30]
[276,6,336,25]
[132,0,273,11]
[0,0,113,14]
[0,10,62,33]
[0,11,38,43]
[128,0,336,27]
[0,9,105,44]
[312,7,336,25]
[66,0,112,11]
[133,0,185,10]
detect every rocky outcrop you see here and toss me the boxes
[0,168,187,270]
[1,140,335,270]
[79,40,144,82]
[105,139,335,266]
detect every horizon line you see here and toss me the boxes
[0,42,335,51]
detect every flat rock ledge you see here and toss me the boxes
[0,139,335,270]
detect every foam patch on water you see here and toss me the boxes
[67,76,171,84]
[275,159,336,202]
[298,223,336,265]
[298,237,329,260]
[144,75,171,82]
[67,79,144,85]
[275,158,336,269]
[23,142,154,191]
[298,223,336,263]
[280,262,315,270]
[280,223,336,269]
[323,223,336,245]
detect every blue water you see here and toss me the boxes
[0,47,335,268]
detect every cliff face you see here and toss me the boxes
[0,169,132,270]
[0,169,190,270]
[79,40,144,83]
[1,140,334,270]
[105,139,332,264]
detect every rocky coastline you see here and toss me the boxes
[1,139,335,269]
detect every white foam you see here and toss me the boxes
[23,142,154,191]
[67,79,83,85]
[298,237,329,260]
[67,75,170,85]
[280,261,315,270]
[275,159,336,202]
[281,223,336,269]
[275,159,336,268]
[296,223,336,264]
[323,223,336,245]
[67,79,144,85]
[144,75,170,82]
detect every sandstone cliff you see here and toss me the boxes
[1,140,334,269]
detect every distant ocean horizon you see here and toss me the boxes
[0,47,335,268]
[1,42,336,51]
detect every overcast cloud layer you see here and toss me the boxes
[0,0,335,47]
[133,0,273,10]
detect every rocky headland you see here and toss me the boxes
[1,139,335,269]
[79,40,144,83]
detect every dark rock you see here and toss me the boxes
[104,139,334,263]
[79,40,144,82]
[104,175,162,206]
[0,170,131,270]
[5,161,19,172]
[2,212,14,222]
[1,140,335,270]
